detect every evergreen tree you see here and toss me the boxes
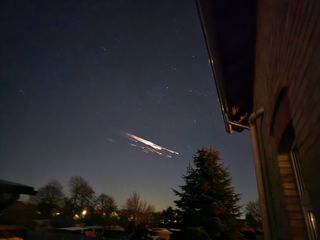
[174,149,242,240]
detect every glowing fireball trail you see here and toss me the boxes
[124,132,179,158]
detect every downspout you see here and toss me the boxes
[248,107,272,240]
[221,107,272,238]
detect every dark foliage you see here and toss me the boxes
[174,149,242,240]
[245,200,262,232]
[36,180,64,218]
[69,176,95,215]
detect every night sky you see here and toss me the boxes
[0,0,257,211]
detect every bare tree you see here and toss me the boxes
[95,193,117,216]
[245,200,262,231]
[36,180,64,217]
[69,176,95,215]
[124,192,154,224]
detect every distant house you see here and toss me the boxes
[196,0,320,239]
[0,179,36,210]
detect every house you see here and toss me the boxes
[0,179,36,210]
[196,0,320,239]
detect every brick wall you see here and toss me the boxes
[254,0,320,238]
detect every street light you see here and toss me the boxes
[82,209,87,217]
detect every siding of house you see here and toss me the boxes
[254,0,320,239]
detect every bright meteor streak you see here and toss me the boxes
[125,132,179,156]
